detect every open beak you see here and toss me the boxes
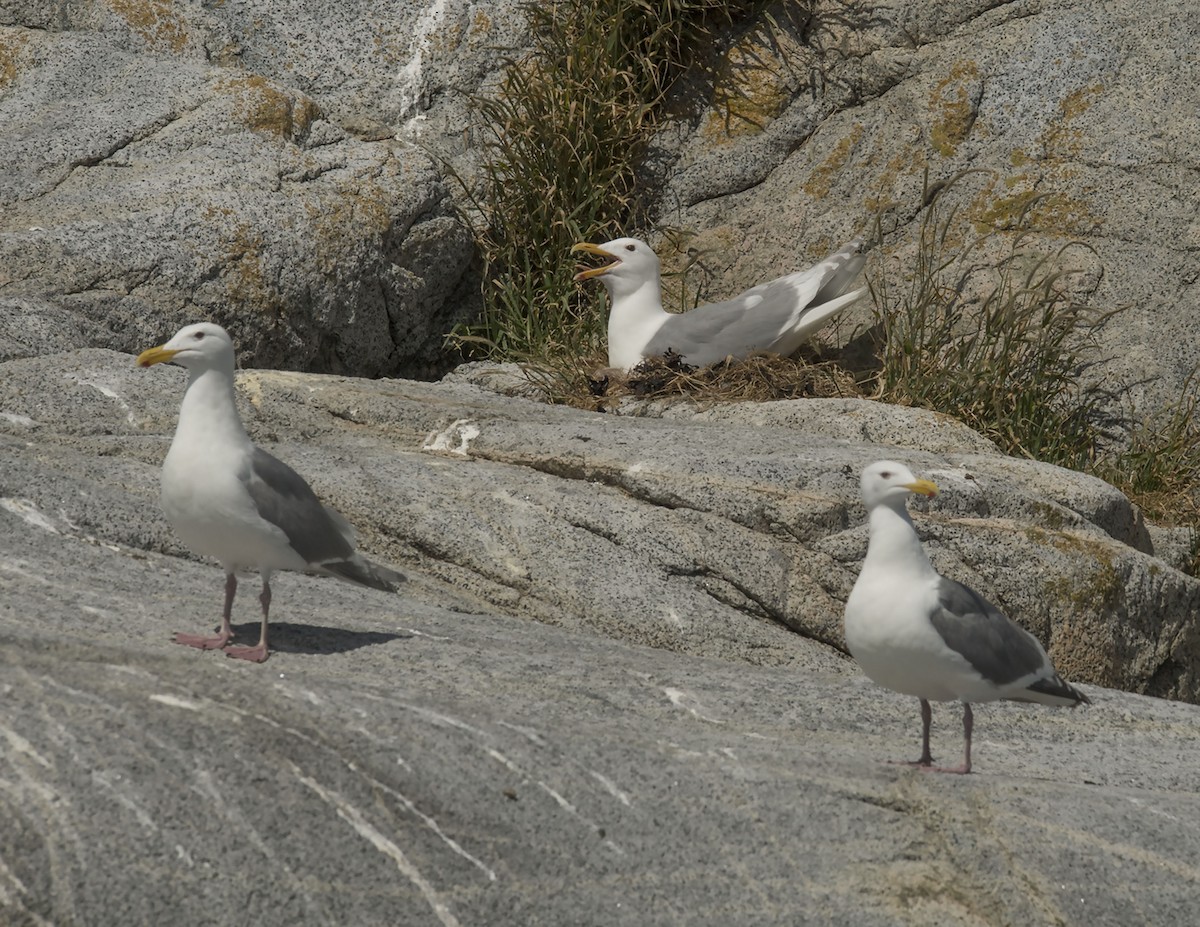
[904,479,939,498]
[136,345,180,368]
[571,242,619,282]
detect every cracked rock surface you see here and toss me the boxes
[0,13,481,378]
[3,348,1200,924]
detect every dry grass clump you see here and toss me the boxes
[868,172,1200,570]
[1096,369,1200,529]
[869,173,1121,472]
[450,0,773,364]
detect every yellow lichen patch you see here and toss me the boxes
[439,22,466,54]
[967,169,1101,237]
[864,144,929,214]
[961,83,1108,235]
[703,39,791,142]
[372,24,408,67]
[470,10,493,36]
[958,160,1099,236]
[301,175,397,276]
[802,123,864,198]
[928,61,980,157]
[971,187,1042,230]
[1061,82,1103,120]
[216,74,321,140]
[0,28,30,89]
[340,176,395,238]
[222,223,285,317]
[106,0,190,54]
[1041,82,1104,160]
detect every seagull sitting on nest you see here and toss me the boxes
[843,460,1089,774]
[571,237,867,372]
[137,323,404,663]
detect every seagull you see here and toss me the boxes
[137,323,404,663]
[843,460,1089,774]
[571,237,867,371]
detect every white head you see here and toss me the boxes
[136,322,236,374]
[860,460,939,511]
[571,237,661,298]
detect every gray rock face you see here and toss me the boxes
[3,346,1200,924]
[0,8,488,378]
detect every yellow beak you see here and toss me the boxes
[571,242,618,282]
[904,479,939,498]
[136,345,180,368]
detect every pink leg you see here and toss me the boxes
[919,703,972,775]
[174,573,237,650]
[224,576,271,663]
[888,698,936,768]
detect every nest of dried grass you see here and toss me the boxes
[583,350,865,411]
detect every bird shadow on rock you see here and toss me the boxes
[230,622,411,655]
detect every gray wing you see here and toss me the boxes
[929,578,1052,687]
[643,240,866,367]
[643,294,793,366]
[929,578,1088,705]
[242,447,357,564]
[242,447,404,592]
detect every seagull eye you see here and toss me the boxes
[879,470,892,479]
[625,244,636,252]
[192,331,205,340]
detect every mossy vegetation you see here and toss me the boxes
[1045,559,1124,617]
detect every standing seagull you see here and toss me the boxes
[843,461,1088,774]
[137,323,404,663]
[572,237,867,372]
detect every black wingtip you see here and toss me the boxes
[1027,674,1091,706]
[367,563,407,593]
[323,558,407,593]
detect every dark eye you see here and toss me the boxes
[193,331,205,340]
[625,244,636,252]
[879,470,892,479]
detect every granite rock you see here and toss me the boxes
[2,347,1200,925]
